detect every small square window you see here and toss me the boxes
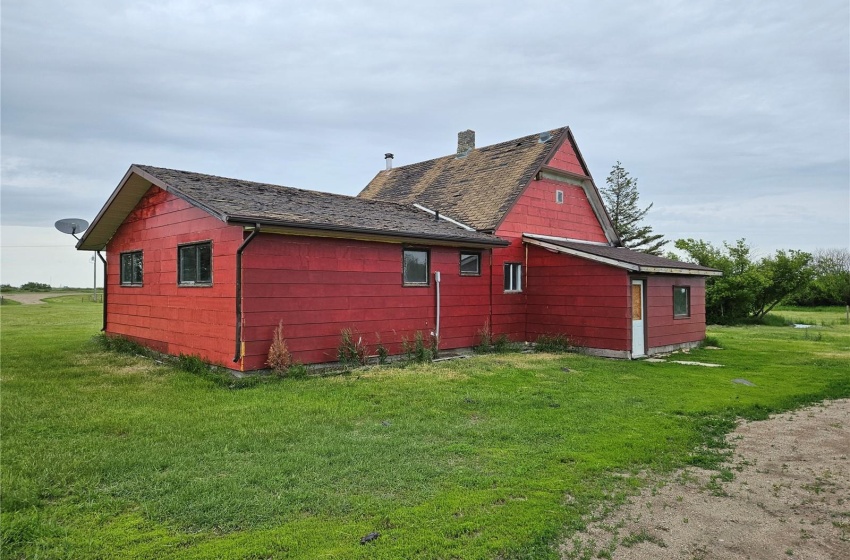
[459,251,481,276]
[504,262,522,292]
[178,242,212,285]
[555,190,564,204]
[403,248,429,285]
[120,251,143,286]
[673,286,690,317]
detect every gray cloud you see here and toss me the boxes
[1,0,848,287]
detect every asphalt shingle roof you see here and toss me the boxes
[524,235,721,274]
[358,128,571,231]
[131,165,506,246]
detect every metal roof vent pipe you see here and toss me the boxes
[457,129,475,157]
[385,153,394,170]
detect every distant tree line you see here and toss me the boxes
[672,241,849,324]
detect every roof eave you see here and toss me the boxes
[226,216,510,248]
[523,236,722,276]
[76,165,226,251]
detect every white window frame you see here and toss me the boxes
[504,262,522,292]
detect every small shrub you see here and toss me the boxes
[177,354,209,376]
[285,363,309,378]
[401,335,414,363]
[535,333,573,353]
[400,331,432,364]
[94,333,148,356]
[374,334,389,365]
[701,335,722,348]
[413,331,430,363]
[475,320,493,353]
[492,334,511,353]
[430,331,440,359]
[266,321,293,374]
[338,328,368,366]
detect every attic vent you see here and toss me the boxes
[539,131,552,143]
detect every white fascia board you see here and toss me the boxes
[639,266,724,276]
[523,232,610,246]
[523,237,640,271]
[523,235,722,276]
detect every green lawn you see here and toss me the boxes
[2,298,848,559]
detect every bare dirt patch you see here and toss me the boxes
[1,292,86,304]
[562,399,850,560]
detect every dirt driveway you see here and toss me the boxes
[1,292,84,304]
[563,399,850,559]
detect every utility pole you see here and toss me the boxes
[91,255,97,301]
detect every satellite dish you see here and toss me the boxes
[55,218,90,239]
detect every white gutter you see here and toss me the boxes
[413,204,476,231]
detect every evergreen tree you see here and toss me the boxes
[601,162,668,255]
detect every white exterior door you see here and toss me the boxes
[631,280,645,357]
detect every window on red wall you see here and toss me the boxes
[504,263,522,292]
[120,251,143,286]
[459,251,481,276]
[178,242,212,285]
[403,248,429,285]
[673,286,690,317]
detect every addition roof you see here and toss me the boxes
[358,127,618,242]
[523,234,722,276]
[76,165,509,251]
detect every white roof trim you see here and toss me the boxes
[412,203,476,231]
[523,232,611,246]
[523,236,722,276]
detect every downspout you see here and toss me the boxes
[97,251,107,331]
[434,271,441,342]
[524,243,529,341]
[488,248,494,334]
[233,224,261,363]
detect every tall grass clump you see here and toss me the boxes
[338,328,368,366]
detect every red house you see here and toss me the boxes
[77,127,720,371]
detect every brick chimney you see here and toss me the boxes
[457,129,475,156]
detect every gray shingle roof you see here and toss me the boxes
[137,165,507,245]
[523,235,722,275]
[358,128,572,231]
[77,165,508,251]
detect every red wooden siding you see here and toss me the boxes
[525,246,631,351]
[645,276,707,350]
[240,234,492,369]
[489,141,609,343]
[497,178,608,243]
[105,186,243,367]
[547,137,586,176]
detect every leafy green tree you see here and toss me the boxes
[601,162,668,255]
[674,238,813,323]
[19,282,52,292]
[787,248,850,306]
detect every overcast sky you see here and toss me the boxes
[2,0,848,288]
